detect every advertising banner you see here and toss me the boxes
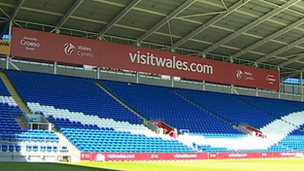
[11,27,100,66]
[0,40,11,55]
[80,152,208,161]
[80,152,302,161]
[11,28,280,91]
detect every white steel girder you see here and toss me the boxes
[1,0,25,34]
[52,0,84,33]
[279,53,304,67]
[97,0,141,39]
[138,0,197,43]
[203,0,301,54]
[172,0,250,49]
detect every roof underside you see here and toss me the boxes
[1,0,304,79]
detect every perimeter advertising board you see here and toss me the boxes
[11,28,280,91]
[80,152,302,161]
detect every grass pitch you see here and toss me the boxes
[1,158,304,171]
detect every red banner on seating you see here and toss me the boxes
[11,28,280,91]
[80,152,302,161]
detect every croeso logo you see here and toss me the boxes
[236,70,243,79]
[64,42,76,56]
[266,74,276,85]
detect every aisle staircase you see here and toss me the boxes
[55,132,81,162]
[0,72,30,113]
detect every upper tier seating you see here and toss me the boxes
[100,80,242,134]
[175,89,275,129]
[286,100,304,110]
[0,79,10,96]
[236,95,302,118]
[5,70,142,124]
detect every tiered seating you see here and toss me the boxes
[236,95,302,118]
[181,133,290,153]
[175,89,275,129]
[62,128,194,153]
[49,116,194,153]
[0,81,23,142]
[0,104,22,141]
[6,70,142,124]
[27,100,192,153]
[5,70,304,155]
[278,128,304,152]
[0,78,10,96]
[100,80,242,134]
[286,100,304,112]
[17,130,59,143]
[0,77,59,155]
[28,103,150,133]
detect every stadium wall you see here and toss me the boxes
[80,152,303,161]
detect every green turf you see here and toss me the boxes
[1,158,304,171]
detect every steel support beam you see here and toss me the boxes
[232,17,304,59]
[97,0,141,38]
[1,0,25,35]
[284,68,304,78]
[257,35,304,63]
[172,0,249,48]
[203,0,300,54]
[10,0,25,20]
[278,54,304,67]
[138,0,197,43]
[0,19,8,24]
[53,0,84,33]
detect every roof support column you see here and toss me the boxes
[6,21,13,70]
[300,71,303,101]
[136,72,139,84]
[229,56,238,95]
[255,87,259,97]
[53,62,57,75]
[97,68,100,80]
[278,67,281,99]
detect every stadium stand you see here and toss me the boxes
[99,80,242,134]
[2,69,304,157]
[5,70,195,153]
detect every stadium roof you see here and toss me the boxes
[1,0,304,79]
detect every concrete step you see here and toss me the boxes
[55,132,81,162]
